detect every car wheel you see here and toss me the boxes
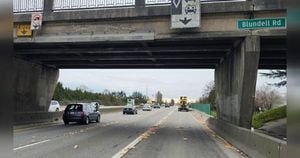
[85,117,89,125]
[64,120,69,125]
[55,108,59,112]
[123,112,126,115]
[96,115,100,123]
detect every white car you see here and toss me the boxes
[142,104,152,111]
[91,102,104,108]
[48,100,60,112]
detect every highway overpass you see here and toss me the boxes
[13,0,286,129]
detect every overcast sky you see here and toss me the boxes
[58,69,286,102]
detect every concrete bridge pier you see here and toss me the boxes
[215,36,260,129]
[13,58,59,113]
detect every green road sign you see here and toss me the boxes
[237,17,286,30]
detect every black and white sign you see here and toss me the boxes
[31,13,43,30]
[171,0,200,29]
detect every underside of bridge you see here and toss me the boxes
[14,36,286,69]
[13,35,286,128]
[12,0,287,128]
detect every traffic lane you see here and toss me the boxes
[14,107,174,158]
[14,112,115,148]
[13,108,159,148]
[13,107,165,148]
[124,110,243,158]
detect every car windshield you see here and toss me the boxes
[51,101,57,105]
[66,104,83,112]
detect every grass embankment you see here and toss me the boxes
[252,105,286,129]
[211,111,217,118]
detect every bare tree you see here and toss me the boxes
[255,85,283,112]
[155,91,163,104]
[170,99,175,106]
[198,81,216,110]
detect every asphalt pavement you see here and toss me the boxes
[14,107,244,158]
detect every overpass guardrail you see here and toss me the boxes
[53,0,135,10]
[13,0,246,13]
[13,0,44,13]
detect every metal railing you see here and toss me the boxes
[13,0,44,13]
[145,0,246,5]
[145,0,170,5]
[13,0,246,13]
[53,0,135,10]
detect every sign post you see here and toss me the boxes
[31,13,43,30]
[171,0,200,29]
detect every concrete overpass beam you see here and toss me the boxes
[215,35,260,129]
[13,58,59,112]
[44,0,54,15]
[136,0,145,8]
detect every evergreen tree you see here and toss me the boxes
[260,70,287,87]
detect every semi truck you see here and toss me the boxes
[178,96,189,112]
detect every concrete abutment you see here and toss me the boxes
[13,58,59,113]
[215,36,260,129]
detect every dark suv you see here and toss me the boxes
[63,103,101,125]
[123,104,138,115]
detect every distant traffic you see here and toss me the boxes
[48,98,182,126]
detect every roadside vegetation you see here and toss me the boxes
[52,82,148,106]
[251,70,287,129]
[252,105,286,129]
[196,81,217,117]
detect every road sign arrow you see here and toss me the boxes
[179,17,192,25]
[173,0,181,8]
[21,29,27,35]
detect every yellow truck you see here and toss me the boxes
[178,96,189,112]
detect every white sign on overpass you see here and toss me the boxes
[171,0,201,29]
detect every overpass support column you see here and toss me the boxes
[13,58,59,112]
[215,36,260,129]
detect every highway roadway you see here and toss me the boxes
[14,107,244,158]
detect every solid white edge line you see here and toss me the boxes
[112,135,144,158]
[13,139,51,151]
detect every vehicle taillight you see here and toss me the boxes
[80,112,85,118]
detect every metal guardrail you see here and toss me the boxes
[13,0,44,13]
[145,0,246,5]
[145,0,170,5]
[53,0,135,10]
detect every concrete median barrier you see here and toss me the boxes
[100,106,124,113]
[14,106,126,125]
[193,110,287,158]
[14,111,64,125]
[206,116,287,158]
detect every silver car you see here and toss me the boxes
[142,104,152,111]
